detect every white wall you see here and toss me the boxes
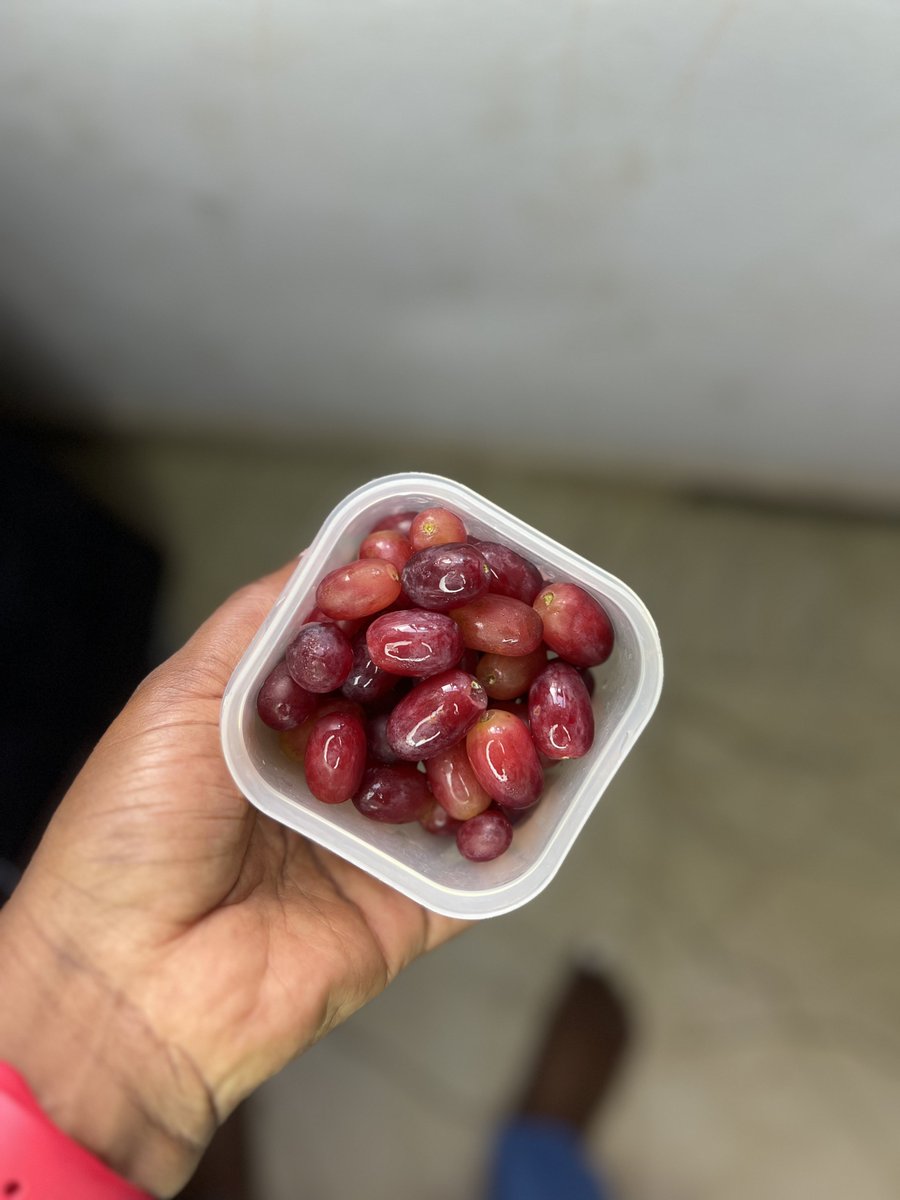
[2,0,899,501]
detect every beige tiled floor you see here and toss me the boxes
[62,435,900,1200]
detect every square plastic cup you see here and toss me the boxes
[221,473,663,920]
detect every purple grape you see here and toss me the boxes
[456,807,513,861]
[528,661,595,760]
[386,669,488,761]
[472,541,544,605]
[366,610,464,677]
[285,622,353,694]
[352,764,431,823]
[257,662,317,730]
[341,630,402,707]
[401,544,491,612]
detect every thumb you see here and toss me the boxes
[153,557,304,699]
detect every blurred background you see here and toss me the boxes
[2,1,899,1198]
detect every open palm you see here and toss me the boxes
[1,563,464,1196]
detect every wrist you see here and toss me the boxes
[0,888,216,1197]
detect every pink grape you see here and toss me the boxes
[303,710,367,804]
[257,662,317,730]
[359,529,414,572]
[456,807,513,862]
[366,610,463,677]
[533,583,614,667]
[465,709,543,809]
[475,647,547,700]
[386,669,487,761]
[353,764,432,823]
[528,661,595,760]
[425,740,492,820]
[409,507,468,551]
[368,510,417,537]
[450,595,543,656]
[419,799,462,836]
[279,697,363,763]
[316,559,401,620]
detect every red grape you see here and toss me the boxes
[419,799,462,836]
[353,764,431,823]
[359,529,414,573]
[450,595,543,656]
[499,804,529,826]
[465,709,543,809]
[368,510,417,537]
[303,710,367,804]
[262,495,622,866]
[401,544,491,612]
[319,696,365,719]
[307,607,364,638]
[456,807,513,862]
[425,740,492,820]
[386,669,488,761]
[457,648,481,674]
[475,647,547,700]
[491,698,530,722]
[533,583,614,667]
[528,661,595,760]
[285,622,353,694]
[366,610,463,677]
[472,541,544,604]
[257,662,317,730]
[366,710,400,763]
[279,697,362,763]
[316,559,401,620]
[340,630,402,706]
[409,507,467,551]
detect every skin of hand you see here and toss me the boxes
[0,561,466,1197]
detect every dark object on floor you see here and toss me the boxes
[176,1105,252,1200]
[0,429,162,866]
[515,966,632,1133]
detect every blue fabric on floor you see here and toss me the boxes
[487,1117,611,1200]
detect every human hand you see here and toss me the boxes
[0,561,466,1196]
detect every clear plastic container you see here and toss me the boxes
[220,473,663,919]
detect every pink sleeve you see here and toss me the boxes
[0,1062,152,1199]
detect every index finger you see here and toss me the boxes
[167,556,305,694]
